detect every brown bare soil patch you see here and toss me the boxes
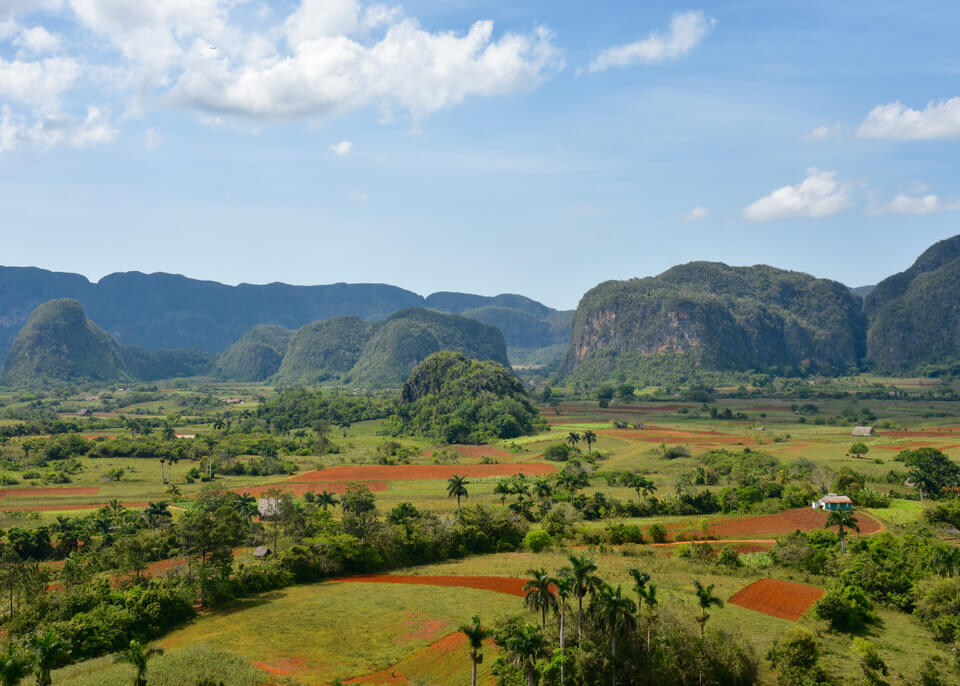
[728,578,825,620]
[329,574,527,596]
[681,508,883,539]
[253,657,309,677]
[401,617,447,643]
[735,544,775,554]
[232,481,388,497]
[346,632,471,685]
[290,463,555,483]
[0,486,100,497]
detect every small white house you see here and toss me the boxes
[258,497,280,520]
[852,426,875,437]
[812,493,853,511]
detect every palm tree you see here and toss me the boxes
[637,581,658,650]
[315,490,339,510]
[143,501,171,529]
[501,623,549,686]
[459,615,491,686]
[447,475,469,515]
[113,639,163,686]
[494,479,511,506]
[590,584,636,686]
[582,430,597,454]
[159,458,167,484]
[551,571,576,685]
[532,478,553,503]
[165,483,182,500]
[27,628,71,686]
[523,567,557,630]
[628,569,650,607]
[640,478,657,508]
[825,509,860,555]
[0,642,30,686]
[566,552,601,640]
[566,432,581,451]
[692,580,723,637]
[292,429,308,448]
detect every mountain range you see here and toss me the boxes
[2,234,960,387]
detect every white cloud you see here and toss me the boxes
[0,56,81,110]
[170,15,562,120]
[857,97,960,140]
[0,104,118,151]
[742,168,850,221]
[805,123,842,141]
[144,127,160,148]
[886,193,960,214]
[683,206,708,222]
[331,140,352,156]
[15,26,62,54]
[589,10,714,72]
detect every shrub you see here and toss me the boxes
[767,627,830,686]
[648,523,667,543]
[814,585,874,632]
[717,548,742,568]
[524,530,553,553]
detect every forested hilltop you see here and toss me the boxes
[560,262,866,385]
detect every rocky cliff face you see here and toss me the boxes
[865,235,960,372]
[560,262,865,382]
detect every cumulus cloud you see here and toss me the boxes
[805,123,842,141]
[886,193,960,214]
[742,168,850,221]
[683,206,708,222]
[0,104,118,151]
[15,26,62,53]
[331,140,352,156]
[857,97,960,140]
[589,10,714,72]
[0,56,81,110]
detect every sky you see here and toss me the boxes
[1,0,959,310]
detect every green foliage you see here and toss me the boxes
[394,352,545,443]
[561,261,866,384]
[523,530,553,553]
[213,325,291,381]
[1,299,130,386]
[814,584,874,632]
[256,389,395,432]
[767,627,830,686]
[898,447,960,498]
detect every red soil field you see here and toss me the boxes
[346,632,468,685]
[0,486,100,497]
[231,481,388,497]
[728,578,825,620]
[680,507,883,539]
[329,574,527,596]
[289,463,556,483]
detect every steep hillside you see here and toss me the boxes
[1,299,130,385]
[278,317,376,385]
[121,347,213,381]
[213,325,292,381]
[351,308,509,387]
[426,291,572,351]
[560,262,865,384]
[277,308,509,388]
[395,351,545,442]
[0,267,424,358]
[865,235,960,372]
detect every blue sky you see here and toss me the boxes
[1,0,959,309]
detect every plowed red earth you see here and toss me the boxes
[680,508,882,539]
[231,481,388,497]
[0,486,100,497]
[289,463,555,482]
[329,574,527,596]
[728,578,825,620]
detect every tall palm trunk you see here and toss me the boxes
[471,659,478,686]
[611,634,616,686]
[578,595,584,640]
[560,604,566,685]
[839,526,846,554]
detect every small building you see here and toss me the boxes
[852,426,875,437]
[258,497,280,520]
[813,493,853,511]
[253,546,273,560]
[75,408,93,417]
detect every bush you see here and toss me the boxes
[717,548,742,568]
[767,627,830,686]
[524,530,554,553]
[649,523,667,543]
[814,585,874,632]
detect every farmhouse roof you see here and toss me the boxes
[258,497,280,518]
[75,408,92,417]
[253,546,273,559]
[818,493,853,504]
[851,426,874,437]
